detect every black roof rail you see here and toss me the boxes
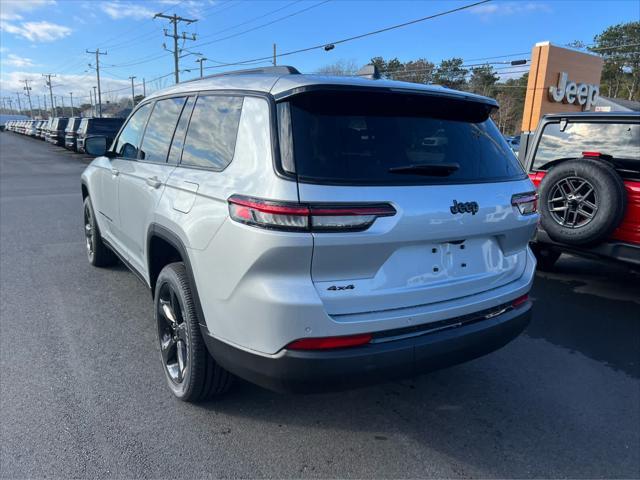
[183,66,300,83]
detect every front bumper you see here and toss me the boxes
[202,302,531,393]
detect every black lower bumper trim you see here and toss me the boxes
[201,303,532,393]
[534,229,640,266]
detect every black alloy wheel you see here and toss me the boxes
[157,282,189,384]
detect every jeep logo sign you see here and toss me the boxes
[548,72,599,111]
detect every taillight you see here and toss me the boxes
[286,333,372,350]
[511,192,538,215]
[228,195,396,232]
[512,294,529,308]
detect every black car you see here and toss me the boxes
[47,117,69,146]
[76,117,124,153]
[64,117,83,151]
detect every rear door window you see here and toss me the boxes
[167,97,195,164]
[113,104,152,159]
[279,91,524,185]
[180,95,243,170]
[533,121,640,170]
[138,97,186,163]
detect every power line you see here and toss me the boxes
[191,0,330,49]
[194,0,303,42]
[201,0,493,72]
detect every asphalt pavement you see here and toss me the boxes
[1,131,639,479]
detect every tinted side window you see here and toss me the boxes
[138,97,186,163]
[533,121,640,170]
[89,120,124,134]
[167,97,195,164]
[181,95,243,170]
[77,119,88,134]
[114,104,152,158]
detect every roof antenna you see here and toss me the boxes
[357,64,381,80]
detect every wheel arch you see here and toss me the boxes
[147,224,208,329]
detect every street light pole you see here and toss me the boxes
[15,92,22,115]
[92,86,98,117]
[129,76,136,107]
[69,92,74,116]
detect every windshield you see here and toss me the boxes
[278,91,524,185]
[534,121,639,170]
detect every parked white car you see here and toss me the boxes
[81,66,538,401]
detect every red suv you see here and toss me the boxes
[523,112,639,270]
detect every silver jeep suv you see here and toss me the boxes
[81,66,538,401]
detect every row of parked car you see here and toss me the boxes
[4,117,124,153]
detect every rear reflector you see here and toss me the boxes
[286,333,373,350]
[228,195,395,232]
[582,151,601,157]
[511,192,538,215]
[512,294,529,308]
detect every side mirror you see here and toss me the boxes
[84,135,108,157]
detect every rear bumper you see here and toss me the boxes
[202,302,531,393]
[534,229,640,266]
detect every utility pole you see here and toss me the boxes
[129,76,136,107]
[43,95,47,117]
[89,89,94,117]
[154,12,197,84]
[142,78,146,97]
[196,57,207,78]
[69,92,74,116]
[60,95,65,116]
[36,96,42,118]
[86,48,107,117]
[273,43,277,66]
[92,87,98,117]
[43,74,56,117]
[22,79,34,118]
[15,92,22,115]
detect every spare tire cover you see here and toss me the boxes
[538,158,626,246]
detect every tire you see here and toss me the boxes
[531,245,561,272]
[83,196,117,267]
[155,262,232,402]
[538,159,626,246]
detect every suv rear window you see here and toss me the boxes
[88,119,124,135]
[533,121,640,170]
[278,91,524,185]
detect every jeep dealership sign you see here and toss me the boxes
[521,42,603,132]
[548,72,599,111]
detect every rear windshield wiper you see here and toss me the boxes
[388,163,460,177]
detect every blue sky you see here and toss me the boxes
[0,0,638,106]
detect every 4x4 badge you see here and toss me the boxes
[450,200,479,215]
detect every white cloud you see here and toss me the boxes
[0,20,72,42]
[0,0,56,21]
[0,71,130,105]
[471,2,551,18]
[99,1,156,20]
[5,54,36,68]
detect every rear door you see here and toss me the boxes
[116,96,186,275]
[281,90,537,316]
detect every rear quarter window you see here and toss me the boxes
[180,95,243,170]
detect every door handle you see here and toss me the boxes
[111,168,119,176]
[146,176,162,189]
